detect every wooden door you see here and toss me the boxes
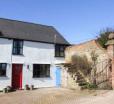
[12,64,22,89]
[56,67,61,87]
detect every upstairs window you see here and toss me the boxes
[55,44,67,57]
[0,63,7,77]
[33,64,50,78]
[12,39,23,55]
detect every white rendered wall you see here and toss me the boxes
[19,41,56,88]
[55,57,65,64]
[0,38,12,90]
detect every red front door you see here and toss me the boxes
[12,64,22,89]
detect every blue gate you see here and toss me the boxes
[56,67,61,87]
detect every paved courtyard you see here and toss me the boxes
[0,88,114,104]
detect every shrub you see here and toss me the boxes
[85,82,98,89]
[69,55,92,75]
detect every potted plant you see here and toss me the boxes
[25,84,30,90]
[3,88,7,93]
[30,85,34,90]
[6,86,11,92]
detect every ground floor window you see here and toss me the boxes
[33,64,50,78]
[0,63,7,77]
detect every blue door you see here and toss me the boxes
[56,67,61,87]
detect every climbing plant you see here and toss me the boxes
[90,51,98,85]
[68,55,92,76]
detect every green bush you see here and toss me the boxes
[85,82,98,89]
[70,55,92,75]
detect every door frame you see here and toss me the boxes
[12,64,23,89]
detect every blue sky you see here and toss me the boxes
[0,0,114,44]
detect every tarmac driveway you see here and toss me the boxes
[0,88,113,104]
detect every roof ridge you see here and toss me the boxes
[0,17,53,28]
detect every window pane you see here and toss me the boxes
[60,46,64,51]
[18,41,23,48]
[13,48,16,54]
[0,70,6,76]
[33,64,40,78]
[33,64,50,78]
[2,64,6,70]
[20,49,23,55]
[13,40,23,55]
[60,52,64,56]
[55,51,59,56]
[55,45,60,56]
[13,41,17,47]
[0,64,1,68]
[20,41,23,48]
[0,63,7,76]
[55,44,66,57]
[46,65,50,77]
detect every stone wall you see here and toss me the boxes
[65,40,108,63]
[62,40,111,89]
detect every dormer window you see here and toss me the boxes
[12,39,23,55]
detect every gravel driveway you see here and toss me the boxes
[0,88,113,104]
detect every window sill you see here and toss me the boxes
[0,76,8,78]
[0,77,9,80]
[55,56,65,58]
[33,77,51,79]
[12,54,24,56]
[0,75,7,76]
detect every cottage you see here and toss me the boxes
[0,18,69,90]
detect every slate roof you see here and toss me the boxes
[0,18,69,45]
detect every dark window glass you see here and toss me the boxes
[55,44,67,57]
[0,63,7,77]
[33,64,50,78]
[12,40,23,55]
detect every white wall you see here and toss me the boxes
[0,38,12,90]
[0,38,64,90]
[18,41,56,88]
[22,64,56,88]
[0,38,12,63]
[55,57,65,64]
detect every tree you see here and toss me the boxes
[97,28,114,48]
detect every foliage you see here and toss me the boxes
[85,82,98,89]
[91,51,98,63]
[97,28,114,48]
[68,55,92,76]
[90,51,98,85]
